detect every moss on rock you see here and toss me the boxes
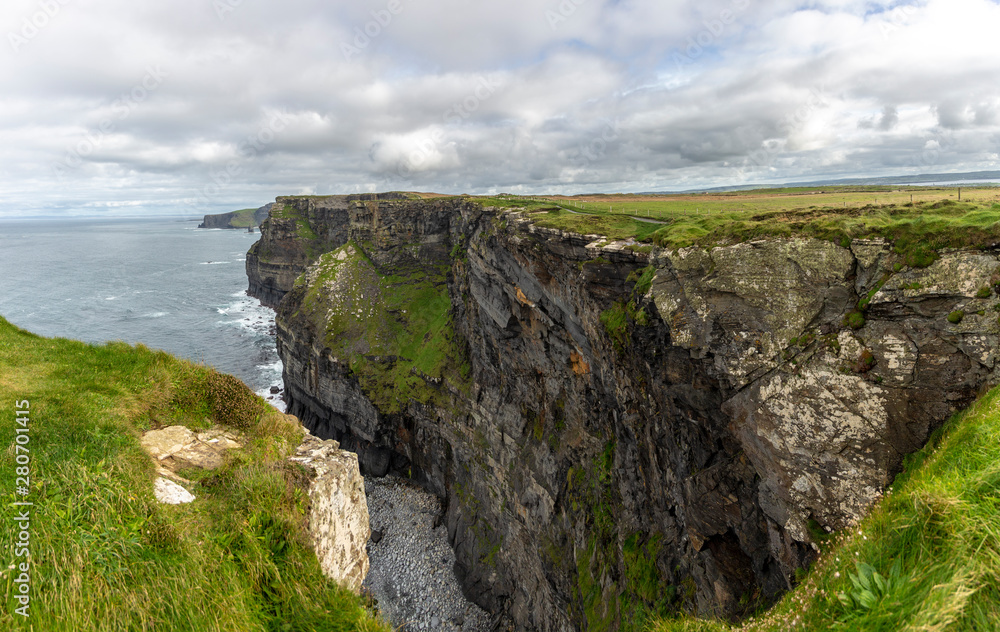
[296,243,468,414]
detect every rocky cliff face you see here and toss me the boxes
[246,194,411,308]
[199,203,274,229]
[247,195,1000,631]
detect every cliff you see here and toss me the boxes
[246,193,413,308]
[199,203,274,229]
[0,317,387,632]
[247,195,1000,631]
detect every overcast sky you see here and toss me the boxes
[2,0,999,216]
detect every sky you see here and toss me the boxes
[2,0,1000,217]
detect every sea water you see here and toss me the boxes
[0,216,505,627]
[0,216,284,409]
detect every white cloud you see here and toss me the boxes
[1,0,1000,216]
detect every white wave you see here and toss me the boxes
[105,296,117,301]
[257,388,287,413]
[231,290,247,297]
[141,312,168,318]
[256,359,283,374]
[256,360,287,412]
[216,296,278,336]
[200,261,231,265]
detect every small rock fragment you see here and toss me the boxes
[153,477,195,504]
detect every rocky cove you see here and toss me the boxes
[245,194,1000,631]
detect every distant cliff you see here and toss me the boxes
[247,195,1000,631]
[199,203,274,229]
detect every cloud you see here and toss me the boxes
[859,105,898,131]
[1,0,1000,216]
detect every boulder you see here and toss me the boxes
[154,477,195,504]
[140,425,243,472]
[290,431,371,592]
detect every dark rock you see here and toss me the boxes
[270,386,280,394]
[200,203,274,230]
[371,529,383,544]
[247,195,1000,632]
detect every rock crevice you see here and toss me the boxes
[248,195,1000,631]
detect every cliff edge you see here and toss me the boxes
[199,203,274,229]
[247,195,1000,631]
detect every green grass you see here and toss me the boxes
[599,266,656,351]
[296,243,468,414]
[653,382,1000,631]
[0,317,388,632]
[269,204,321,242]
[474,189,1000,264]
[845,311,866,330]
[227,209,258,228]
[507,206,663,242]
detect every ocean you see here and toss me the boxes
[0,216,284,409]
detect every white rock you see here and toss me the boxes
[154,477,195,504]
[141,425,197,460]
[290,431,371,592]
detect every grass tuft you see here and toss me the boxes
[845,311,866,330]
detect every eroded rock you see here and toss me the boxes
[247,196,1000,631]
[652,238,855,388]
[290,431,371,592]
[140,425,243,472]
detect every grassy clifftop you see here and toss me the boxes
[200,208,259,229]
[224,208,259,228]
[655,382,1000,632]
[0,317,387,631]
[476,187,1000,267]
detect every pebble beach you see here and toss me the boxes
[363,476,494,632]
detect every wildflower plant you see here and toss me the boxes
[837,559,902,612]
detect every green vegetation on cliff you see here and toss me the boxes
[654,383,1000,631]
[296,243,468,414]
[201,208,259,229]
[272,203,321,242]
[0,317,386,632]
[226,208,258,228]
[477,188,1000,267]
[600,266,655,352]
